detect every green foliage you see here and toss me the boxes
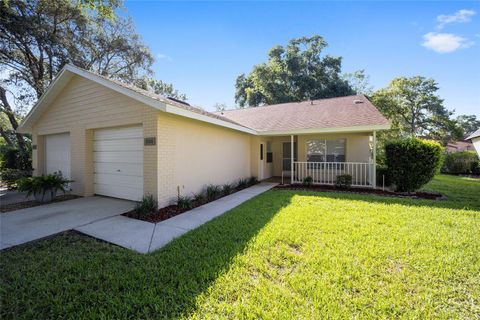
[372,76,461,144]
[206,184,221,201]
[177,195,193,210]
[134,194,157,216]
[136,78,187,101]
[0,168,31,189]
[442,151,479,174]
[376,165,391,187]
[456,114,480,136]
[16,172,72,201]
[236,178,249,189]
[385,138,443,192]
[1,175,479,319]
[335,174,352,188]
[470,161,480,175]
[235,35,354,107]
[221,184,233,196]
[302,176,313,187]
[0,145,32,171]
[193,192,206,206]
[248,176,258,186]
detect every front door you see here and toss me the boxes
[258,143,265,180]
[282,142,297,172]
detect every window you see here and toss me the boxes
[260,144,263,160]
[307,139,345,163]
[266,142,273,163]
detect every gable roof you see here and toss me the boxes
[467,128,480,140]
[18,64,256,134]
[18,64,389,135]
[216,95,390,135]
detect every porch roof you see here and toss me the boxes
[216,95,389,135]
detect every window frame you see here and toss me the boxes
[306,139,346,163]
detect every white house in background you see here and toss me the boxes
[18,64,390,207]
[467,129,480,157]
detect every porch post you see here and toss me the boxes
[291,134,294,184]
[373,131,377,188]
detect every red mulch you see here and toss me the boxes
[123,184,257,223]
[274,184,445,200]
[0,194,82,213]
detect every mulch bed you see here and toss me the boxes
[274,184,445,200]
[0,194,82,213]
[124,184,258,223]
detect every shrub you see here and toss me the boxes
[0,168,32,189]
[236,178,248,189]
[335,174,352,188]
[177,195,193,210]
[302,176,313,187]
[193,192,206,205]
[16,172,72,202]
[0,145,32,171]
[248,176,258,186]
[385,138,443,192]
[134,194,157,216]
[471,160,480,175]
[221,184,233,196]
[442,151,478,174]
[206,184,221,201]
[376,165,391,187]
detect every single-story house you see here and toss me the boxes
[466,129,480,157]
[18,64,390,206]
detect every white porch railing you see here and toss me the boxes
[292,162,375,187]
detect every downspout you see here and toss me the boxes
[373,130,377,188]
[291,135,294,184]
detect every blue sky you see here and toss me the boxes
[125,1,480,116]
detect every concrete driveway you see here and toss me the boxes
[0,196,134,250]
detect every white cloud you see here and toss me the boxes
[437,9,476,29]
[422,32,474,53]
[157,53,172,61]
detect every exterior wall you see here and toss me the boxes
[31,75,158,198]
[472,137,480,157]
[270,133,372,176]
[156,112,252,207]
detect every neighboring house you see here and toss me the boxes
[466,129,480,157]
[18,64,389,207]
[446,140,475,153]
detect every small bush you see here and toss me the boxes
[248,176,258,186]
[0,168,32,189]
[193,192,206,205]
[177,195,193,210]
[221,184,233,196]
[385,138,443,192]
[335,174,352,188]
[471,160,480,175]
[206,184,221,201]
[376,165,391,187]
[237,178,248,189]
[302,176,313,187]
[16,172,72,202]
[442,151,478,174]
[134,194,157,216]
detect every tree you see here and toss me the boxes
[235,35,355,107]
[136,78,187,101]
[342,70,373,95]
[456,114,480,136]
[213,103,227,112]
[371,76,461,144]
[0,0,153,161]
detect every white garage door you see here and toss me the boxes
[94,126,143,201]
[45,133,71,179]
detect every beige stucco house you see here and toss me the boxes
[466,129,480,157]
[18,64,389,207]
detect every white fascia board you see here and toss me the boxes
[164,104,258,135]
[256,124,391,136]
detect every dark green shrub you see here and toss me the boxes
[0,145,32,171]
[221,184,232,196]
[335,174,352,188]
[0,168,32,189]
[248,176,258,186]
[193,192,206,205]
[470,160,480,175]
[16,172,72,202]
[376,165,391,187]
[177,195,193,210]
[134,194,157,216]
[206,184,221,201]
[385,138,443,192]
[442,151,478,174]
[236,178,248,189]
[302,176,313,187]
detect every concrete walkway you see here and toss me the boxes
[76,182,278,253]
[0,197,135,250]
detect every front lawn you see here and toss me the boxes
[1,175,479,319]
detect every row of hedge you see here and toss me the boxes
[441,151,480,175]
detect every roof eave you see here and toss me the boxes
[256,124,391,136]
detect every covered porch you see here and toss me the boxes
[252,130,378,188]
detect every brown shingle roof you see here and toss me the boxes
[216,95,389,133]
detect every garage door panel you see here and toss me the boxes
[94,126,143,140]
[93,138,143,152]
[94,162,143,176]
[45,133,71,179]
[94,151,143,164]
[94,126,143,200]
[94,184,143,201]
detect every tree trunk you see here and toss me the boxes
[0,86,28,154]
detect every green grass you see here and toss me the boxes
[1,175,479,319]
